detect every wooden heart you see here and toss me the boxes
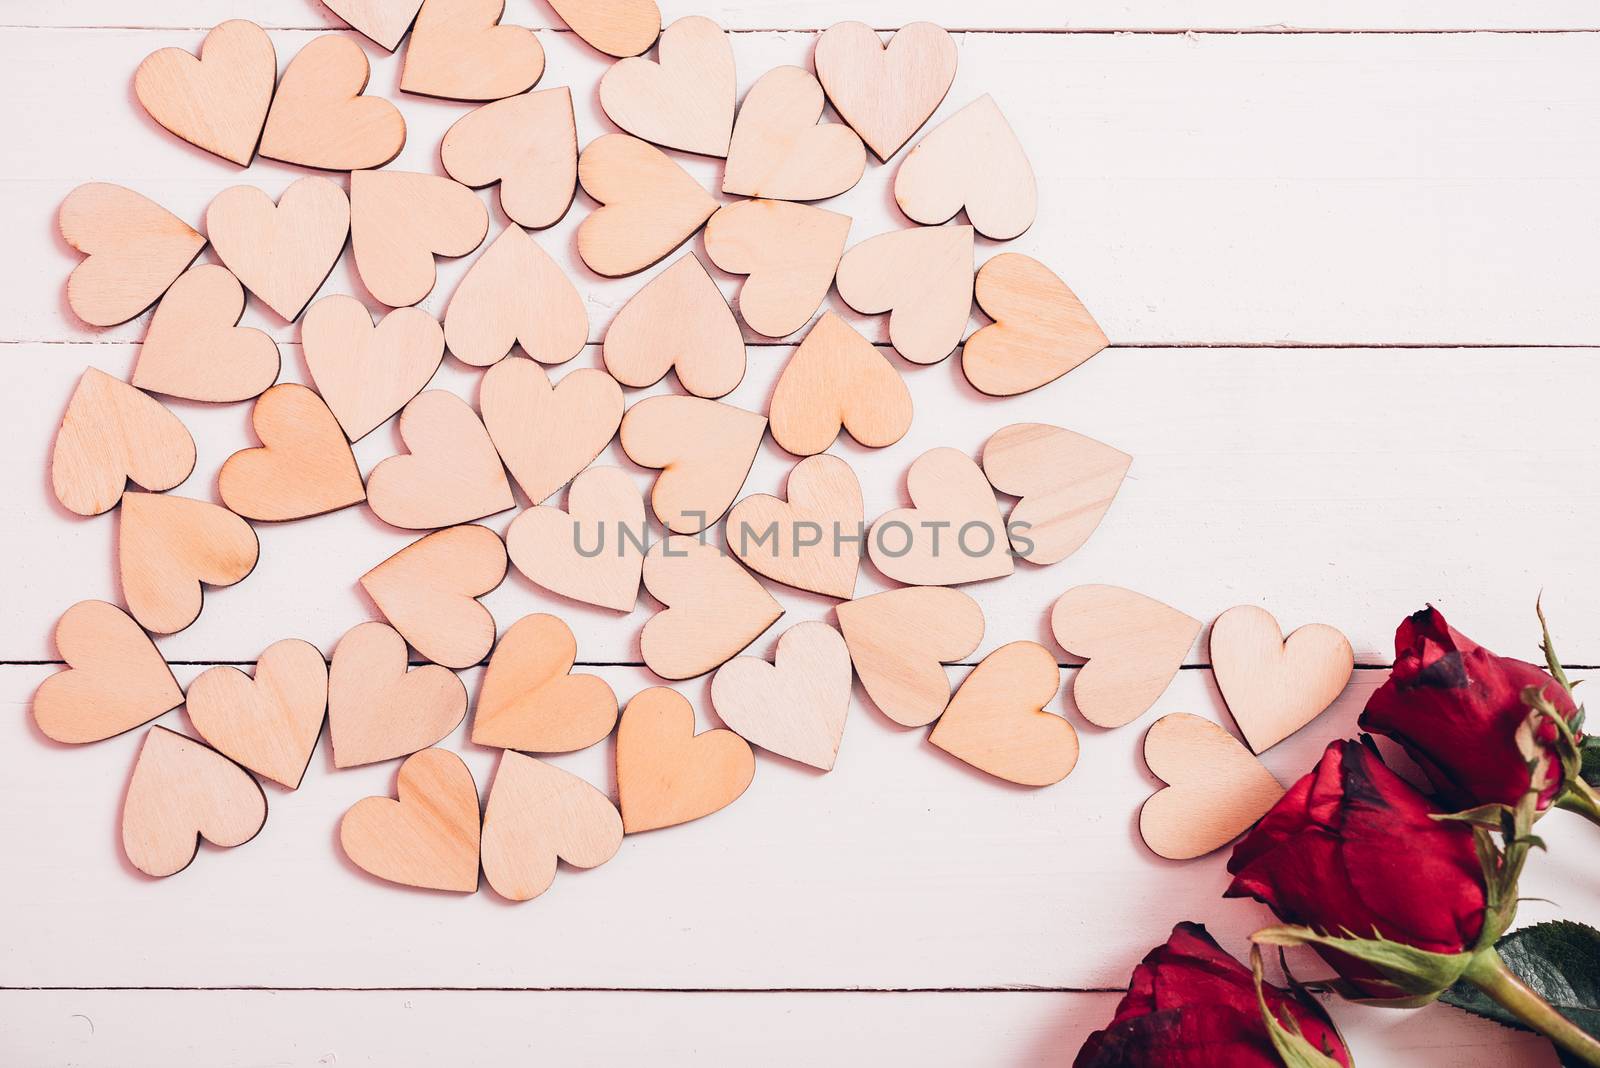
[134,19,276,166]
[576,134,717,277]
[1141,713,1284,860]
[895,94,1036,240]
[1051,585,1200,730]
[400,0,544,101]
[186,638,328,789]
[350,169,488,307]
[219,383,365,521]
[360,524,507,669]
[929,640,1077,787]
[133,264,279,403]
[1210,605,1354,754]
[602,254,743,398]
[868,447,1012,586]
[122,727,267,878]
[835,224,973,365]
[59,183,205,328]
[836,586,983,728]
[340,748,480,892]
[616,686,754,832]
[702,199,851,338]
[206,177,350,321]
[118,491,259,635]
[981,422,1130,566]
[723,66,865,201]
[726,453,862,599]
[640,537,782,680]
[259,34,406,170]
[481,751,623,901]
[598,16,733,156]
[441,87,577,229]
[472,613,618,752]
[322,0,425,50]
[444,225,586,367]
[505,466,645,612]
[619,395,766,534]
[964,254,1107,396]
[302,294,444,442]
[813,21,956,161]
[711,620,851,771]
[768,312,911,456]
[52,368,195,517]
[328,621,467,767]
[366,390,514,530]
[478,358,622,505]
[32,600,183,745]
[548,0,660,58]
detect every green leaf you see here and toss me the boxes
[1581,736,1600,789]
[1443,922,1600,1065]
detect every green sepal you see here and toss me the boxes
[1251,925,1474,1004]
[1250,946,1351,1067]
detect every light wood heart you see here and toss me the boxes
[576,134,717,277]
[350,169,488,308]
[32,600,183,745]
[726,454,862,599]
[360,524,508,669]
[895,94,1036,240]
[400,0,545,101]
[478,358,622,505]
[1140,713,1284,860]
[813,21,957,162]
[59,183,205,328]
[322,0,425,51]
[724,65,865,201]
[616,686,754,833]
[481,751,623,901]
[868,447,1012,586]
[118,491,259,636]
[836,586,983,728]
[711,620,852,771]
[219,383,366,521]
[340,747,480,892]
[835,224,973,365]
[186,638,328,789]
[981,422,1130,566]
[768,312,911,456]
[505,466,645,612]
[1050,585,1200,730]
[259,34,406,171]
[133,264,279,403]
[472,613,618,752]
[441,87,577,229]
[122,727,267,878]
[444,225,586,367]
[702,199,851,338]
[548,0,661,57]
[929,640,1077,787]
[206,177,350,321]
[598,16,733,156]
[366,390,514,530]
[640,537,782,680]
[52,368,195,517]
[328,621,467,767]
[620,395,767,534]
[1210,605,1354,754]
[964,253,1108,396]
[134,19,276,166]
[302,294,444,442]
[602,254,743,398]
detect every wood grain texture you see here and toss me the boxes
[321,0,425,50]
[836,586,983,727]
[205,177,349,322]
[981,422,1129,566]
[339,747,481,892]
[218,383,366,521]
[365,389,513,530]
[328,621,467,768]
[1050,585,1201,730]
[479,358,621,505]
[727,453,863,599]
[1139,712,1285,861]
[767,312,911,457]
[963,253,1107,397]
[723,65,866,201]
[616,685,755,832]
[359,524,507,669]
[133,19,275,166]
[349,169,487,308]
[928,640,1077,787]
[548,0,662,58]
[599,15,735,157]
[301,294,444,442]
[472,613,618,753]
[258,33,406,171]
[185,638,328,790]
[576,133,717,277]
[711,619,852,770]
[640,536,783,680]
[619,394,767,534]
[133,264,280,403]
[444,224,587,367]
[505,465,646,612]
[440,87,577,229]
[51,368,195,517]
[703,199,851,338]
[121,726,267,878]
[895,94,1035,239]
[481,750,623,902]
[399,0,545,101]
[1210,605,1355,754]
[117,491,259,635]
[813,21,956,161]
[58,183,205,328]
[834,224,973,364]
[867,446,1012,586]
[30,601,183,745]
[602,253,745,397]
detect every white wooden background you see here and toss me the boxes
[2,1,1597,1064]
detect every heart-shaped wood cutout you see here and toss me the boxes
[930,640,1076,787]
[472,613,618,752]
[478,358,622,505]
[576,134,717,277]
[135,19,276,166]
[711,620,852,770]
[640,537,782,680]
[620,395,766,534]
[602,254,743,398]
[548,0,661,57]
[768,312,911,456]
[481,751,622,901]
[219,383,366,521]
[724,66,866,201]
[814,21,957,162]
[726,453,862,599]
[895,94,1036,240]
[133,264,280,403]
[1051,585,1200,730]
[52,368,195,517]
[981,422,1130,566]
[340,747,480,892]
[401,0,544,100]
[835,224,973,365]
[302,294,444,442]
[441,87,577,229]
[206,177,350,322]
[868,447,1012,586]
[122,726,267,878]
[702,199,851,338]
[119,491,259,635]
[598,16,732,156]
[836,586,983,727]
[964,254,1107,396]
[59,183,205,328]
[444,225,586,367]
[259,34,406,171]
[366,390,514,530]
[506,465,645,612]
[617,686,754,832]
[186,638,328,789]
[328,621,467,767]
[350,170,488,308]
[32,600,183,745]
[1210,605,1354,755]
[323,0,426,51]
[360,524,508,669]
[1140,713,1284,860]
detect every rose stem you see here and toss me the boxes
[1556,778,1600,827]
[1463,948,1600,1067]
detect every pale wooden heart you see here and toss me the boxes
[768,312,911,456]
[302,294,444,442]
[895,94,1036,240]
[134,19,276,166]
[472,613,618,752]
[868,447,1012,586]
[400,0,545,101]
[366,390,514,530]
[122,727,267,878]
[206,176,350,321]
[133,264,280,403]
[1210,605,1354,754]
[835,224,973,365]
[328,621,467,767]
[619,394,766,534]
[59,183,205,328]
[322,0,425,50]
[548,0,660,57]
[219,383,365,521]
[52,368,195,517]
[478,358,622,505]
[1140,713,1284,860]
[351,169,488,308]
[726,453,862,599]
[598,16,732,156]
[929,640,1077,787]
[340,747,480,892]
[702,199,851,338]
[505,466,645,612]
[119,491,259,635]
[441,87,577,229]
[481,750,623,901]
[186,638,328,789]
[964,253,1107,396]
[360,524,507,669]
[444,225,586,367]
[813,21,956,161]
[981,422,1130,566]
[723,65,865,201]
[576,134,717,277]
[32,600,183,745]
[640,537,782,680]
[1050,585,1200,730]
[259,34,406,170]
[616,686,754,832]
[601,254,743,398]
[836,586,983,728]
[711,620,851,771]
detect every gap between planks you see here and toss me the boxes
[3,25,1599,35]
[0,984,1127,993]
